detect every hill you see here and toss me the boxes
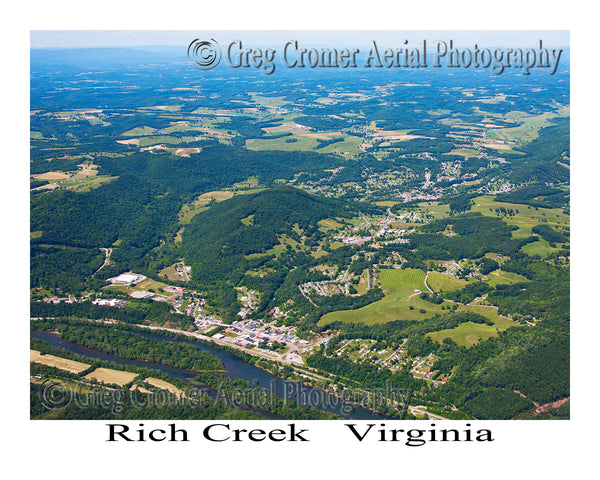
[181,186,361,284]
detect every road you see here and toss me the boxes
[92,248,112,277]
[134,323,304,365]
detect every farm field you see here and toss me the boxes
[456,304,517,330]
[520,238,560,257]
[83,368,139,386]
[418,201,451,219]
[178,190,235,224]
[246,134,362,155]
[426,272,467,292]
[30,350,90,373]
[470,195,569,238]
[485,271,530,286]
[427,321,499,347]
[144,377,185,395]
[318,268,451,326]
[485,111,568,143]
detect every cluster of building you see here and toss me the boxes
[299,280,350,297]
[92,298,129,308]
[106,272,146,285]
[223,319,306,350]
[236,288,260,319]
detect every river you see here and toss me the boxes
[32,330,395,420]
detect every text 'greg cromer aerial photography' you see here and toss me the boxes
[30,31,569,422]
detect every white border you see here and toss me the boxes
[5,1,597,478]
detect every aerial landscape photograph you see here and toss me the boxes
[29,30,570,423]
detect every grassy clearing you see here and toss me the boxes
[318,268,451,326]
[470,195,569,238]
[158,265,180,282]
[428,303,517,347]
[144,377,185,395]
[427,322,498,347]
[84,368,139,386]
[178,190,234,224]
[444,148,481,158]
[486,112,562,143]
[250,94,290,108]
[246,135,319,152]
[137,135,200,148]
[244,243,287,260]
[240,214,255,226]
[318,218,345,229]
[485,271,529,287]
[318,135,362,155]
[427,272,468,292]
[62,175,118,193]
[122,126,157,136]
[520,238,562,257]
[136,278,171,292]
[418,201,450,219]
[30,350,91,373]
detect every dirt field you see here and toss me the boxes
[31,171,71,181]
[83,368,138,386]
[70,163,99,180]
[116,138,140,146]
[30,350,91,373]
[144,377,185,395]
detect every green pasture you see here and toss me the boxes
[318,268,451,326]
[426,272,467,292]
[470,195,569,239]
[418,202,451,219]
[427,322,498,347]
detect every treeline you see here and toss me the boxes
[495,184,569,209]
[412,212,537,259]
[323,311,493,351]
[307,348,424,392]
[31,173,181,249]
[30,245,105,292]
[30,299,195,329]
[432,325,569,404]
[182,186,357,284]
[194,372,341,420]
[29,337,261,420]
[532,224,568,243]
[499,118,570,185]
[41,320,224,372]
[98,144,340,196]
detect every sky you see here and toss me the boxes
[30,30,570,49]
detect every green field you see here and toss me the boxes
[426,272,467,292]
[484,271,530,287]
[244,243,287,260]
[122,126,157,136]
[485,112,566,143]
[444,148,480,159]
[318,268,451,326]
[418,202,451,219]
[457,304,517,329]
[318,218,345,229]
[246,135,317,151]
[470,195,569,239]
[246,134,362,155]
[178,190,235,224]
[427,322,498,347]
[427,304,516,347]
[520,238,562,257]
